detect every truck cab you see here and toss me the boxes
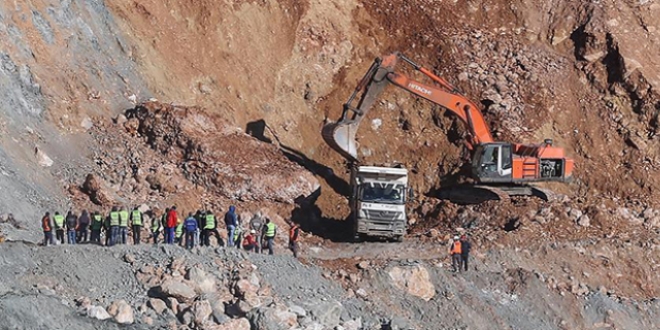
[350,166,409,242]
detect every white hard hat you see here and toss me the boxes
[453,236,460,240]
[250,229,256,234]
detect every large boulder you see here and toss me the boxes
[388,265,436,301]
[192,300,213,326]
[87,305,111,320]
[160,280,197,303]
[148,298,167,314]
[107,300,134,324]
[300,300,343,329]
[248,305,298,330]
[207,318,251,330]
[186,267,217,294]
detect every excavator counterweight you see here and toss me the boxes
[322,52,574,202]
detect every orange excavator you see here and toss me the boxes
[322,52,574,202]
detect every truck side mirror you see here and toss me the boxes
[408,187,414,201]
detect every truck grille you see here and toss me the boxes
[363,210,400,222]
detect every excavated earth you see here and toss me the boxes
[0,0,659,329]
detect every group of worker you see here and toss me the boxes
[40,205,302,257]
[449,234,471,272]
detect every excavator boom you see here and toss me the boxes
[323,52,495,161]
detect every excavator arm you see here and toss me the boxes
[322,52,493,162]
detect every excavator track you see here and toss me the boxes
[438,185,511,204]
[438,184,558,204]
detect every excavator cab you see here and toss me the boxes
[472,143,513,182]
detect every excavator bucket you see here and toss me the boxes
[322,121,359,162]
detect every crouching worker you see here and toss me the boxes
[242,230,259,252]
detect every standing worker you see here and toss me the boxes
[460,234,471,272]
[90,211,103,244]
[65,211,78,245]
[203,210,216,247]
[262,218,277,255]
[77,210,90,243]
[450,235,462,273]
[249,212,264,253]
[161,208,170,244]
[184,213,198,249]
[119,207,129,245]
[175,215,184,246]
[194,210,203,247]
[151,208,162,245]
[131,207,143,245]
[224,206,238,247]
[288,222,301,258]
[103,211,111,246]
[109,207,120,246]
[166,206,178,244]
[53,211,65,244]
[41,212,54,246]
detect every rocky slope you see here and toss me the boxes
[0,0,659,329]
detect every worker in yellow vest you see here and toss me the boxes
[262,218,277,255]
[109,207,120,246]
[53,211,65,244]
[131,207,143,245]
[119,207,129,244]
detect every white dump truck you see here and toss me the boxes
[350,166,410,242]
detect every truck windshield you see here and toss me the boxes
[360,182,405,204]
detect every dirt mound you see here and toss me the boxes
[131,101,319,204]
[69,101,318,230]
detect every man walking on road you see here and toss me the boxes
[450,235,462,273]
[289,222,301,258]
[65,211,78,245]
[41,212,54,246]
[263,218,277,255]
[460,234,471,272]
[225,206,238,247]
[131,207,143,245]
[53,211,65,244]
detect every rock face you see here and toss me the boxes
[131,102,320,204]
[388,265,435,301]
[80,174,114,206]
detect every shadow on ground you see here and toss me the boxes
[246,119,354,242]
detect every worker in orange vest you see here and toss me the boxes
[41,212,54,246]
[288,222,301,258]
[449,235,462,272]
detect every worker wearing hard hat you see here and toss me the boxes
[242,229,259,252]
